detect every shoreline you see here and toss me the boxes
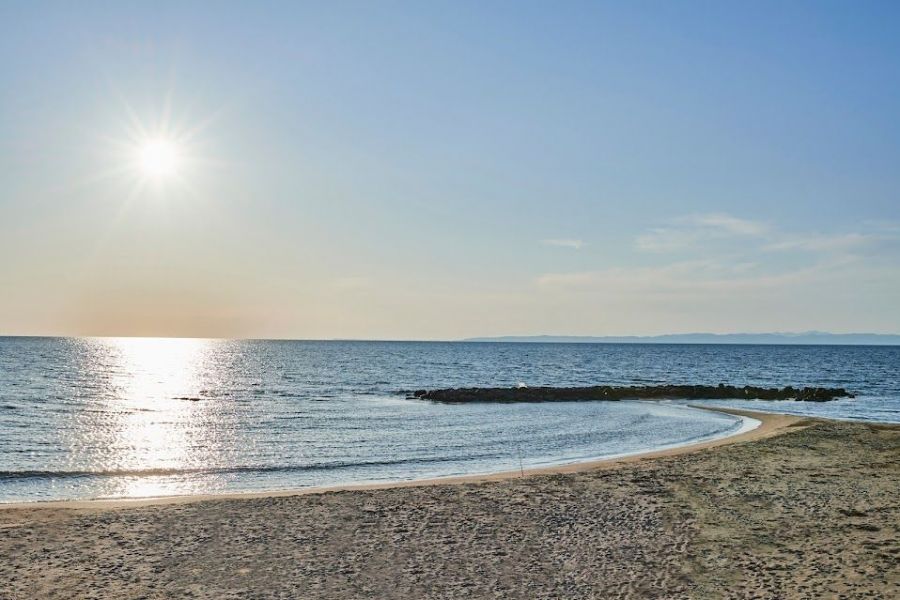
[3,407,895,598]
[0,405,800,511]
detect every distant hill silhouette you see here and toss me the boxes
[463,332,900,345]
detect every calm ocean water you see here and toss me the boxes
[0,337,897,502]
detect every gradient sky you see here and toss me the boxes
[2,1,899,339]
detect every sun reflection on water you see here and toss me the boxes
[102,337,219,498]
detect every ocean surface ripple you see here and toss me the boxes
[0,337,897,502]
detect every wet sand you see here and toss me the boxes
[1,408,898,599]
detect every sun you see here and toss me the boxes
[137,138,181,179]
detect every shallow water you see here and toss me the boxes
[0,337,896,502]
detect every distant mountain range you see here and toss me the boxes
[462,332,900,345]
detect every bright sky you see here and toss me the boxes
[1,2,899,339]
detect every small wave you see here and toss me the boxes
[0,453,494,482]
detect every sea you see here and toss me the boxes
[0,337,897,503]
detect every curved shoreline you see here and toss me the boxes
[0,406,803,511]
[3,406,894,599]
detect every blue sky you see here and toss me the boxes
[1,1,898,338]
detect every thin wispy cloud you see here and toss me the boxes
[536,259,730,290]
[553,214,900,324]
[535,257,857,295]
[634,213,900,259]
[541,239,585,249]
[679,213,769,236]
[635,213,767,253]
[634,228,700,252]
[763,233,878,253]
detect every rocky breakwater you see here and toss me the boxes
[405,384,854,404]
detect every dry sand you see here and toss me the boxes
[1,408,897,599]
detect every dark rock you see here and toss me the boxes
[404,384,853,404]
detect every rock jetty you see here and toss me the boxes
[406,384,853,403]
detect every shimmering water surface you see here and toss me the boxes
[0,338,897,502]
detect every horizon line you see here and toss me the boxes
[2,331,900,345]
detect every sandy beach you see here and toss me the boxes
[1,408,898,599]
[4,2,899,598]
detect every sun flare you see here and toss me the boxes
[137,138,181,179]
